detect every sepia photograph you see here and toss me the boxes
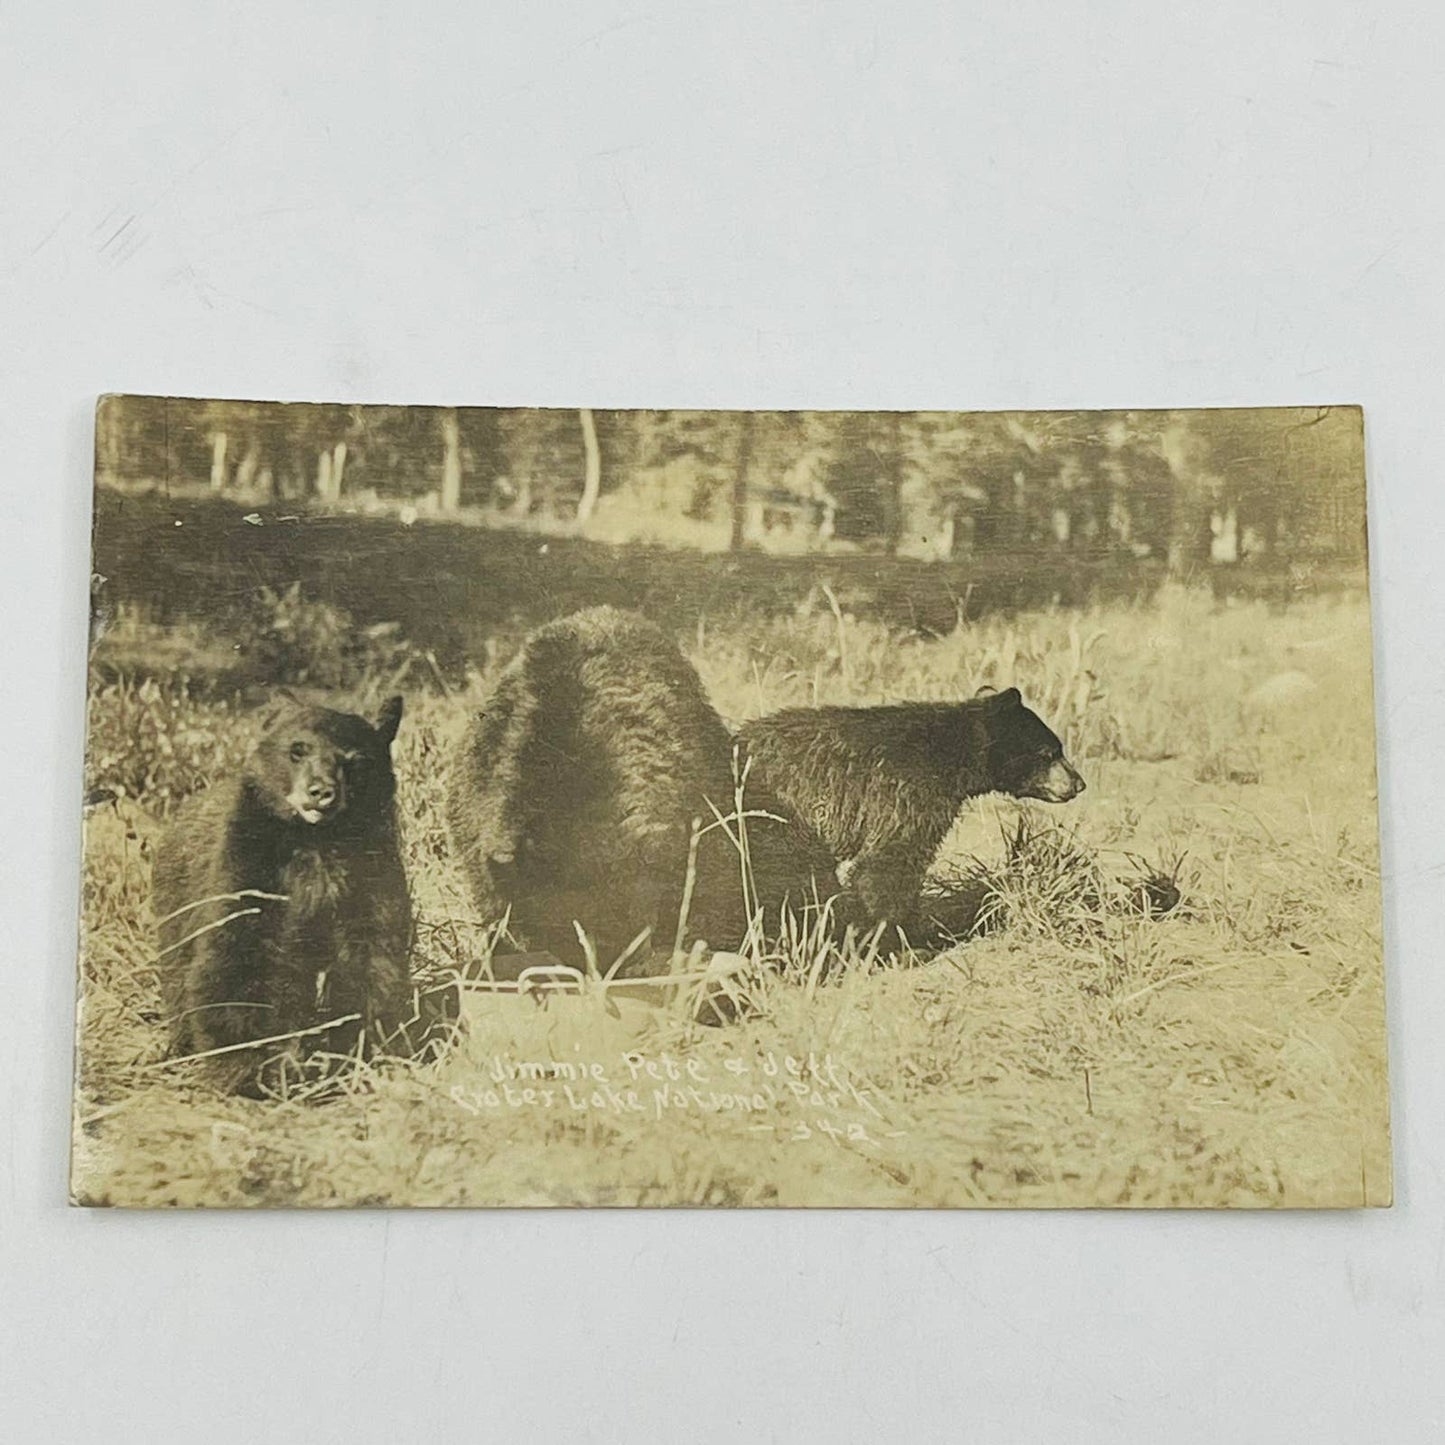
[72,397,1389,1208]
[11,2,1445,1437]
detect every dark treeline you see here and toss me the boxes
[91,490,1176,686]
[96,398,1367,569]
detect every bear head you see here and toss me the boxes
[972,686,1086,804]
[246,695,404,828]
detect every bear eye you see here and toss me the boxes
[289,741,309,762]
[342,750,365,770]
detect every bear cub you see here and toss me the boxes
[736,686,1085,933]
[447,607,834,968]
[152,695,414,1095]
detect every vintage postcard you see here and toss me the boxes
[72,399,1389,1208]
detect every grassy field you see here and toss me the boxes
[71,583,1390,1208]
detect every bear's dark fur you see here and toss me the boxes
[152,695,413,1094]
[447,607,834,966]
[736,688,1085,932]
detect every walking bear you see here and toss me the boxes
[736,687,1086,933]
[152,695,414,1095]
[447,607,834,967]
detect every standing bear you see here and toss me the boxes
[735,687,1086,934]
[152,695,414,1095]
[447,607,835,967]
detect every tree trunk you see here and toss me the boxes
[576,407,601,524]
[332,441,347,498]
[236,446,259,493]
[729,413,755,551]
[210,432,228,491]
[937,507,955,560]
[95,396,124,486]
[440,409,462,512]
[881,412,905,555]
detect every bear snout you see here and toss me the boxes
[1051,759,1086,801]
[290,765,347,823]
[1024,757,1086,804]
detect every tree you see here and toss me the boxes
[493,409,586,517]
[729,412,755,550]
[576,407,601,524]
[440,409,462,512]
[1160,406,1363,566]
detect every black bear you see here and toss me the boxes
[447,607,834,967]
[152,695,414,1095]
[736,687,1085,933]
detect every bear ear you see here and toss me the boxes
[256,689,299,732]
[973,683,999,698]
[975,685,1022,708]
[373,695,404,746]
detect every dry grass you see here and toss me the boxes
[71,585,1390,1208]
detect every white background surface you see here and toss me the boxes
[3,3,1442,1440]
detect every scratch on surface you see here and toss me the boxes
[2,210,71,278]
[100,214,152,269]
[90,121,254,274]
[100,215,137,253]
[152,119,253,209]
[574,13,653,52]
[1356,236,1403,282]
